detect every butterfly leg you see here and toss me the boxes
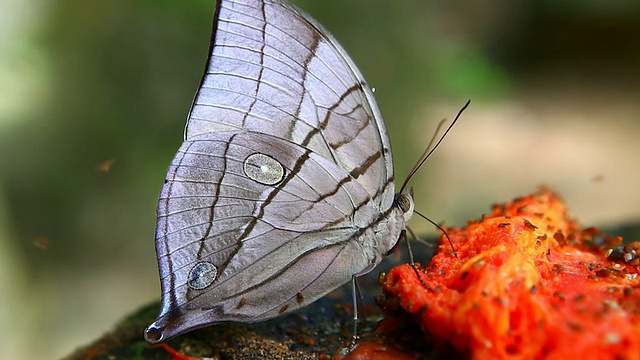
[349,275,366,348]
[406,226,436,292]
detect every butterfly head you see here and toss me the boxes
[382,190,415,257]
[394,188,415,224]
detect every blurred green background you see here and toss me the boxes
[1,0,639,358]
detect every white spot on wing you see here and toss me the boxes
[187,262,218,290]
[243,153,285,185]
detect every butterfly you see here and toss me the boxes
[144,0,414,343]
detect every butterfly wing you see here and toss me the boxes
[146,131,406,342]
[186,0,395,207]
[145,0,408,343]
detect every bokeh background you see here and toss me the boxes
[1,0,639,358]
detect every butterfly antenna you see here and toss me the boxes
[399,100,471,194]
[415,209,457,258]
[401,120,446,192]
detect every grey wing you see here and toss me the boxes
[185,0,395,209]
[145,131,403,342]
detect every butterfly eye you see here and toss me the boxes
[395,194,412,213]
[187,262,218,290]
[243,153,285,185]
